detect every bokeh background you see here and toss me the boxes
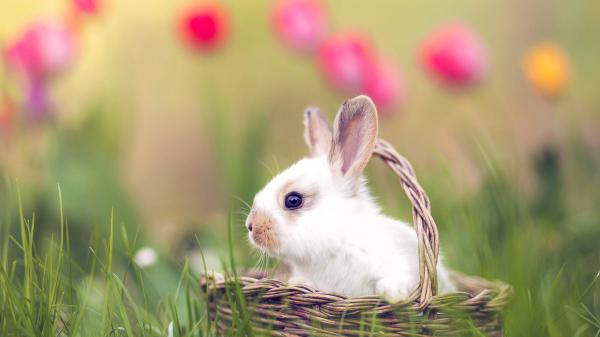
[1,0,599,336]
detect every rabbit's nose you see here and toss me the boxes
[247,223,253,232]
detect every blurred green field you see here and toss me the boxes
[1,1,600,336]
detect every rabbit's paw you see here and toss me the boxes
[375,276,415,303]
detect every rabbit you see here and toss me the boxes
[245,95,454,302]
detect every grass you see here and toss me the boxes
[1,137,600,336]
[0,186,209,337]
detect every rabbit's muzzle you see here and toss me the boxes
[246,209,279,251]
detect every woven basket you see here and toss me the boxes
[201,139,512,336]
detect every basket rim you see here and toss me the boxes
[200,269,513,315]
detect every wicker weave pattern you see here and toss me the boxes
[201,139,512,336]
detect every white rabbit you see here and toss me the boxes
[245,95,454,302]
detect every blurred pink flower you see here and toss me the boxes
[178,2,229,52]
[362,59,407,114]
[4,20,76,81]
[317,32,376,93]
[24,79,53,121]
[420,22,487,88]
[72,0,100,14]
[271,0,327,53]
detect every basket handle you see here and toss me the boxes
[373,139,439,308]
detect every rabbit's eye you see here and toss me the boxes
[284,192,303,210]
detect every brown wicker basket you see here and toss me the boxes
[201,139,513,336]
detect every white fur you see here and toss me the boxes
[247,96,454,302]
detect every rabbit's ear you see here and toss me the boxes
[304,107,333,157]
[330,95,378,179]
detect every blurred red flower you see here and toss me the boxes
[72,0,100,14]
[178,2,229,52]
[4,20,76,81]
[362,59,406,114]
[420,22,487,88]
[271,0,327,53]
[317,32,376,93]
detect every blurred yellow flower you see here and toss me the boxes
[522,42,570,99]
